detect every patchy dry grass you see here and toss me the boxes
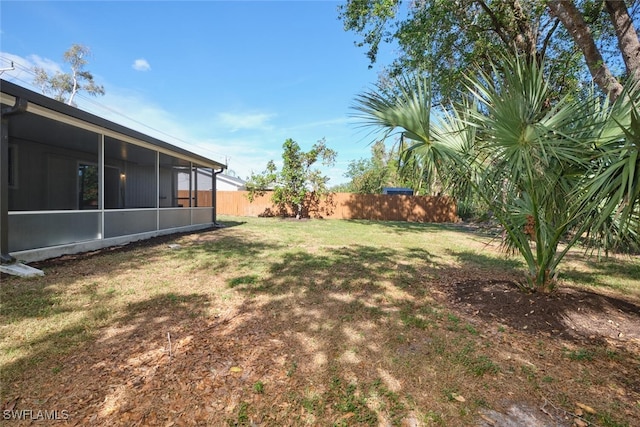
[1,216,639,426]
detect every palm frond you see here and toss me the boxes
[352,73,463,194]
[466,54,597,290]
[575,80,640,249]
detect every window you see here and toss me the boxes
[78,163,99,209]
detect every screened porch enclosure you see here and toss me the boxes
[3,92,221,256]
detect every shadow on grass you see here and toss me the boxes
[562,252,640,287]
[218,244,452,423]
[169,234,282,273]
[0,227,232,324]
[0,292,210,395]
[345,220,506,242]
[215,220,247,228]
[0,226,262,411]
[227,244,439,300]
[448,249,523,272]
[345,219,462,235]
[1,241,445,424]
[225,241,640,425]
[2,220,639,426]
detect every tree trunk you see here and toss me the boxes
[68,65,79,106]
[511,0,538,59]
[547,0,624,100]
[605,0,640,85]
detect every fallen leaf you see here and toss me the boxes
[451,393,466,402]
[575,402,596,415]
[230,366,243,373]
[337,412,355,421]
[573,418,588,427]
[2,397,19,411]
[480,414,496,425]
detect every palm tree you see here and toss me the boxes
[466,55,601,291]
[353,53,640,292]
[353,55,615,292]
[428,100,483,218]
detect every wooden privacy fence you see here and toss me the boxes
[211,191,458,223]
[177,190,214,207]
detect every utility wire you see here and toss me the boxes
[0,55,229,165]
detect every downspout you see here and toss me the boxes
[0,97,27,264]
[212,166,225,225]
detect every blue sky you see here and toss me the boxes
[0,0,395,185]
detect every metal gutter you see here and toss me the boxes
[0,80,226,170]
[1,96,27,264]
[213,167,225,225]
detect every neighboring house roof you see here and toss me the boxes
[0,79,226,170]
[217,173,247,189]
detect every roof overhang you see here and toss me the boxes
[0,79,226,170]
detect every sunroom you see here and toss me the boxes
[1,80,225,267]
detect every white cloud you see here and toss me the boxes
[132,58,151,71]
[194,136,281,179]
[0,53,350,184]
[283,116,356,133]
[28,54,63,74]
[216,112,275,132]
[0,52,63,89]
[1,53,281,181]
[77,89,263,173]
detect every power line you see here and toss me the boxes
[0,61,15,74]
[75,91,229,164]
[0,55,229,165]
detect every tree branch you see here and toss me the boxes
[604,0,640,84]
[475,0,512,48]
[547,0,623,100]
[540,17,561,61]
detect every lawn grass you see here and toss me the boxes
[1,215,639,426]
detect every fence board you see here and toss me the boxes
[177,190,214,207]
[209,191,458,223]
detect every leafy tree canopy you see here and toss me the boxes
[340,139,444,195]
[33,44,105,106]
[340,0,640,102]
[341,141,397,193]
[246,138,337,219]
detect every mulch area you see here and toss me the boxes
[445,279,640,348]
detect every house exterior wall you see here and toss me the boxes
[1,80,225,263]
[216,180,243,191]
[216,174,247,191]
